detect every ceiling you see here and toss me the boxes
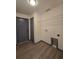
[16,0,63,15]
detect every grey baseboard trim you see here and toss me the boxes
[58,48,63,52]
[35,40,51,46]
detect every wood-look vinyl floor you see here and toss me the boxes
[16,41,63,59]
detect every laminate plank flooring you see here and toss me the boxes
[16,41,63,59]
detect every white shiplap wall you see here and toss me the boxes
[34,4,63,50]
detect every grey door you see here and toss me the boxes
[16,17,29,43]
